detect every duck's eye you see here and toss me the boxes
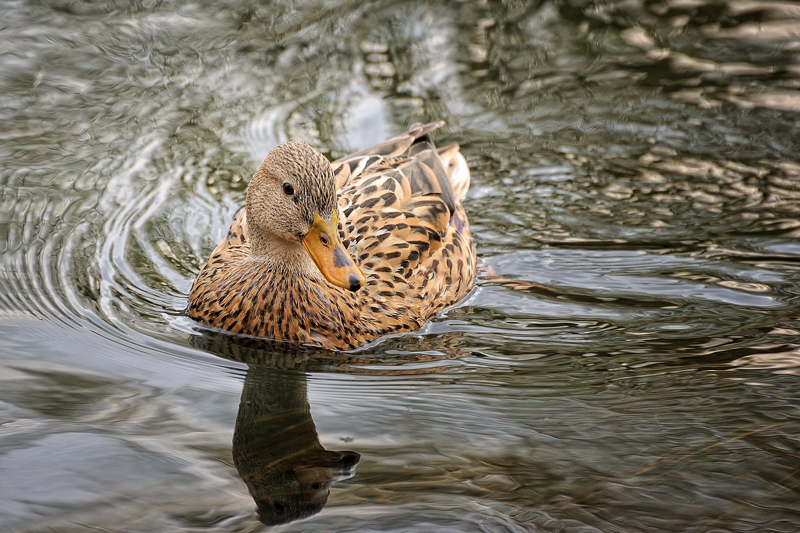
[282,182,294,196]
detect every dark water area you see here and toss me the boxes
[2,0,800,531]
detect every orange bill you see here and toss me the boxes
[302,212,366,292]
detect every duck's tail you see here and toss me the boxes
[437,143,470,202]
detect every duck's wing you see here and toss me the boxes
[333,122,443,172]
[331,121,469,201]
[334,122,476,320]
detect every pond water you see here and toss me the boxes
[2,0,800,531]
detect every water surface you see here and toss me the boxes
[2,0,800,531]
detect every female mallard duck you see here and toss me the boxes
[188,121,476,350]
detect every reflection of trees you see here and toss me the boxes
[233,365,359,526]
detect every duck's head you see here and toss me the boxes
[246,141,365,292]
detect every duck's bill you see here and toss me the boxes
[302,212,366,292]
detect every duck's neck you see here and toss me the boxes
[249,234,323,281]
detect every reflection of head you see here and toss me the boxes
[232,365,360,526]
[248,451,360,525]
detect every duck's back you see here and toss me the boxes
[188,122,476,349]
[332,122,476,328]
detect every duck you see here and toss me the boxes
[187,121,476,350]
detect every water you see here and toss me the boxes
[2,0,800,531]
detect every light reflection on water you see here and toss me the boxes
[2,0,800,531]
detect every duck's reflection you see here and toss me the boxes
[233,365,361,525]
[193,331,467,525]
[233,364,359,525]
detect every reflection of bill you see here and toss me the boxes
[233,365,359,525]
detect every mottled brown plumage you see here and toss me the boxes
[187,122,476,350]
